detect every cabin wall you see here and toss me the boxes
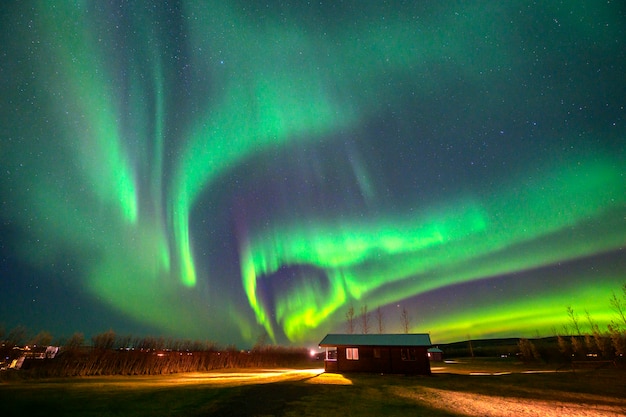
[333,346,431,375]
[334,346,390,373]
[389,347,431,374]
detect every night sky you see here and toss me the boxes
[1,1,625,348]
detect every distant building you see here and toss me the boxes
[9,356,25,370]
[319,333,432,375]
[428,347,444,362]
[45,346,59,358]
[6,345,59,370]
[24,345,59,360]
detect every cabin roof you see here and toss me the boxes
[319,333,432,347]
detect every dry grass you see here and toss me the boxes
[391,385,624,417]
[285,360,626,417]
[1,359,624,416]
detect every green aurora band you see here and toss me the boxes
[0,1,624,345]
[242,158,625,341]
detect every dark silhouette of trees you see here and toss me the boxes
[518,338,541,362]
[376,306,384,334]
[566,305,581,335]
[607,283,626,357]
[92,329,116,350]
[345,304,355,334]
[360,305,370,334]
[65,332,84,351]
[6,325,28,347]
[30,331,53,347]
[609,283,626,328]
[556,284,626,362]
[400,307,411,333]
[0,328,309,378]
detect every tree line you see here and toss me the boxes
[344,304,413,334]
[518,283,626,363]
[557,282,626,359]
[0,328,309,378]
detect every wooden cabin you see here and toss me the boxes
[428,347,444,362]
[319,333,432,375]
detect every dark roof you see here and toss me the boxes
[319,333,432,347]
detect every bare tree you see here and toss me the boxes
[360,305,370,334]
[400,307,411,333]
[608,323,626,357]
[30,330,53,347]
[609,284,626,327]
[65,332,85,350]
[92,329,116,350]
[606,283,626,356]
[346,304,355,334]
[518,338,541,362]
[253,332,269,351]
[7,325,28,346]
[117,334,132,349]
[376,306,384,334]
[557,334,571,358]
[566,305,581,335]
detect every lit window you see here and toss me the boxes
[346,347,359,360]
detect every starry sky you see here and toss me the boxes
[1,1,625,348]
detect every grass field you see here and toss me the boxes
[1,358,624,416]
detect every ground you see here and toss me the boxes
[0,359,624,416]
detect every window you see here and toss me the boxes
[401,348,417,361]
[346,347,359,360]
[373,348,381,359]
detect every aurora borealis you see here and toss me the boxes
[1,1,624,347]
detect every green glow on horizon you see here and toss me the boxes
[427,277,624,343]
